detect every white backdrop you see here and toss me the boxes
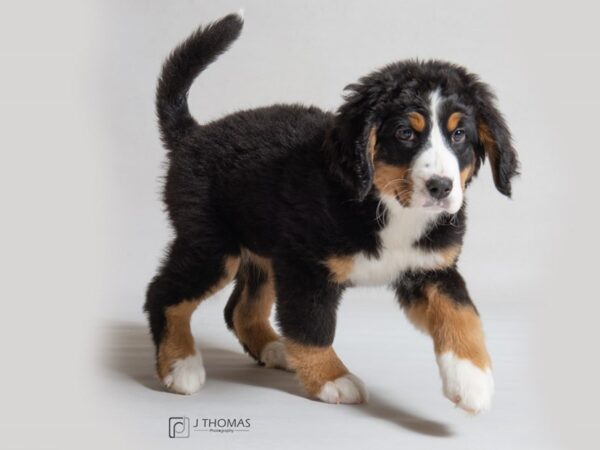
[1,1,598,449]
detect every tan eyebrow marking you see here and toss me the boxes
[447,112,463,132]
[408,112,426,132]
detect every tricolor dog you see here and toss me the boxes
[145,13,519,414]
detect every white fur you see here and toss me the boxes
[317,374,368,404]
[437,352,494,414]
[410,90,463,214]
[163,352,206,395]
[348,195,445,285]
[260,340,292,371]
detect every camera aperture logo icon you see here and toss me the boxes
[168,417,190,438]
[168,416,252,437]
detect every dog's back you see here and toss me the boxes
[155,15,341,249]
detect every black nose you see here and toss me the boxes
[426,176,453,200]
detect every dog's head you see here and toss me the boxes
[326,60,519,213]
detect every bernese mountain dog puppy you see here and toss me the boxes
[145,12,519,414]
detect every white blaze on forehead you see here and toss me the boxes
[409,89,463,214]
[426,91,460,177]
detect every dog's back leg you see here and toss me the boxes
[224,252,291,370]
[145,237,240,394]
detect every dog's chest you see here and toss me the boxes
[347,199,444,286]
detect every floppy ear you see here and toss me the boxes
[474,86,520,197]
[326,76,385,201]
[326,114,377,201]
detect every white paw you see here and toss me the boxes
[317,374,368,404]
[437,352,494,414]
[163,352,206,395]
[260,340,292,371]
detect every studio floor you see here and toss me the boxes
[98,285,557,450]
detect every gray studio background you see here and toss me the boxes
[1,0,598,449]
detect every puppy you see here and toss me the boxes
[145,13,519,414]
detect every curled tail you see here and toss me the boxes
[156,13,244,150]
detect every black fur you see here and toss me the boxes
[415,206,467,252]
[395,268,476,312]
[274,257,344,346]
[145,14,518,352]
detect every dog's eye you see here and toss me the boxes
[452,128,466,144]
[396,127,415,142]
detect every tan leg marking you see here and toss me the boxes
[228,249,283,361]
[232,258,280,359]
[285,342,349,396]
[157,299,198,379]
[405,285,490,369]
[405,282,494,413]
[157,256,240,379]
[373,162,413,206]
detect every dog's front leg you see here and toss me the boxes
[274,258,368,404]
[396,269,494,414]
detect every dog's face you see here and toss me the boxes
[372,90,479,214]
[329,61,519,211]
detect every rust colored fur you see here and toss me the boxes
[285,342,349,395]
[405,285,490,370]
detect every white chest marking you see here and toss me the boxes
[348,196,445,286]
